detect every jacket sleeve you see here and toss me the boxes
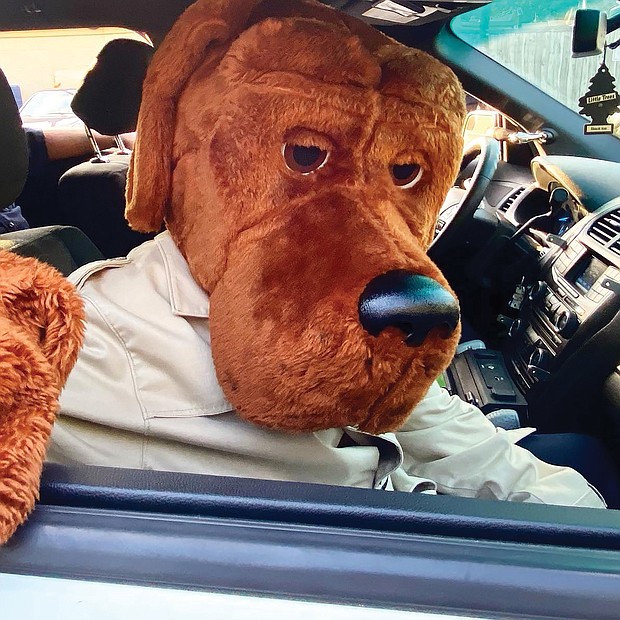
[393,382,606,508]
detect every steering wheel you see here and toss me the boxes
[428,136,501,262]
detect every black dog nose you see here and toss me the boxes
[358,270,460,346]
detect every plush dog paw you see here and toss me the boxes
[0,251,84,544]
[0,320,58,543]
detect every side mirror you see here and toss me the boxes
[572,9,607,58]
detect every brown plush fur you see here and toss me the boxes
[127,0,466,434]
[0,251,84,543]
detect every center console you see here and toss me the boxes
[445,196,620,431]
[503,200,620,427]
[510,242,619,385]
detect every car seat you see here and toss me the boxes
[57,39,155,258]
[0,66,103,275]
[0,226,104,277]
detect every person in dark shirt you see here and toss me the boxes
[7,127,135,231]
[0,202,29,233]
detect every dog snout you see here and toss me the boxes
[358,270,460,346]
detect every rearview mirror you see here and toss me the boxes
[572,9,607,58]
[463,109,501,146]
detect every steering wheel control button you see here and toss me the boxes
[358,271,460,346]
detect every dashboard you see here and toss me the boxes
[507,156,620,431]
[447,154,620,438]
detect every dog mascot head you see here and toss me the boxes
[126,0,466,435]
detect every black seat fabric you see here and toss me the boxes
[58,155,152,259]
[0,226,104,276]
[17,131,90,229]
[57,38,155,259]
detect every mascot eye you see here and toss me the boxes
[391,163,423,189]
[283,143,329,174]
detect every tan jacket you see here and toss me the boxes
[50,232,605,507]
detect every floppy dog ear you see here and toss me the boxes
[125,0,269,232]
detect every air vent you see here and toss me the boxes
[588,210,620,254]
[498,187,526,213]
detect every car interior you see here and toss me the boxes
[2,0,620,617]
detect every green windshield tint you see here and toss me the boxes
[452,1,620,136]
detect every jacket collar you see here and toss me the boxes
[156,231,211,318]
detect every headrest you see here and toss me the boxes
[0,68,28,209]
[71,38,154,136]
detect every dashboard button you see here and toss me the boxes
[528,281,547,301]
[527,347,552,381]
[545,294,561,313]
[508,318,523,338]
[528,365,551,381]
[555,309,579,338]
[529,347,551,370]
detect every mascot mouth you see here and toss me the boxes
[353,270,460,433]
[355,321,457,435]
[358,354,417,432]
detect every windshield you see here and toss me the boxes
[452,0,620,138]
